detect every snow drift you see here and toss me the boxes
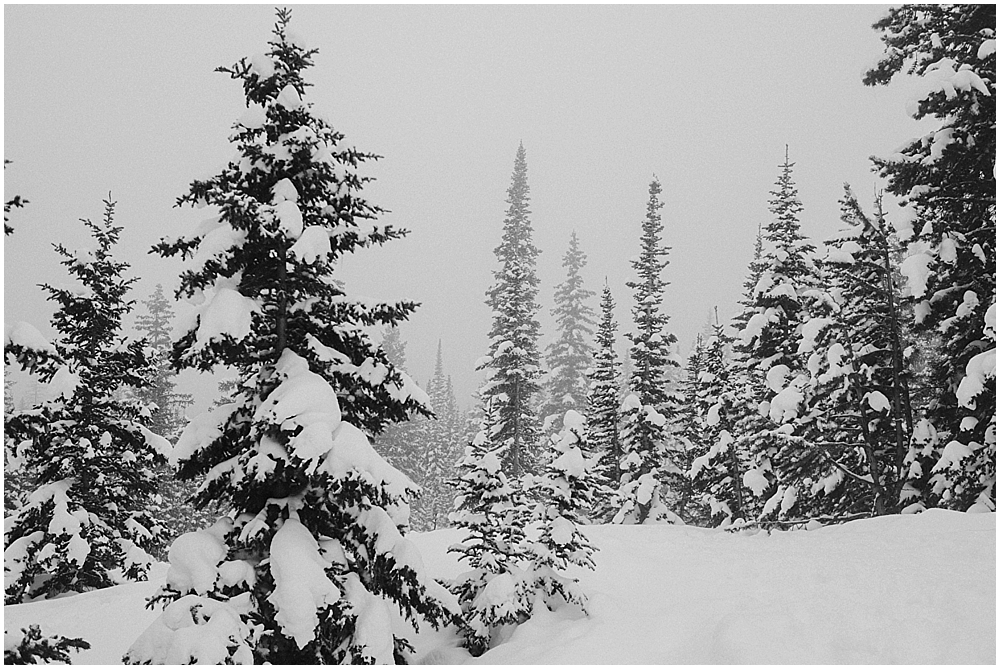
[4,510,994,664]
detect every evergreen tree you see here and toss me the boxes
[447,400,534,656]
[689,317,747,526]
[615,178,682,524]
[526,409,597,611]
[732,150,822,522]
[785,187,917,518]
[419,342,464,530]
[672,335,710,525]
[718,225,767,521]
[865,4,996,511]
[586,282,623,521]
[542,232,596,431]
[125,11,453,664]
[4,199,166,604]
[372,326,421,483]
[134,284,193,441]
[478,143,543,477]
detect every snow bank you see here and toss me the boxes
[6,512,993,665]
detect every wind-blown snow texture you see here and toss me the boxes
[4,511,993,664]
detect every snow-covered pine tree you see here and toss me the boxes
[542,232,596,432]
[671,334,709,525]
[372,326,422,491]
[447,399,534,656]
[586,282,623,521]
[734,150,822,522]
[132,284,207,553]
[528,410,597,604]
[721,225,769,521]
[787,187,917,518]
[124,11,454,664]
[478,143,543,477]
[419,342,464,530]
[134,284,193,441]
[4,199,167,604]
[865,4,996,512]
[615,178,682,525]
[689,317,747,526]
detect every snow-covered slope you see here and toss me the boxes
[4,511,994,664]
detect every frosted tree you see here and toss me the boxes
[478,143,543,477]
[419,342,465,530]
[447,400,534,656]
[372,326,422,486]
[865,4,996,511]
[4,199,167,604]
[734,150,822,521]
[542,232,596,431]
[586,282,623,520]
[615,178,682,524]
[689,318,747,526]
[671,335,709,525]
[134,284,193,441]
[783,187,917,518]
[124,11,455,664]
[527,409,597,609]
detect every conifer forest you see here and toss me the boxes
[3,5,995,665]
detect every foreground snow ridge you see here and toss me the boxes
[4,510,994,664]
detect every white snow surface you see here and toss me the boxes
[5,321,57,355]
[268,518,341,648]
[4,512,993,664]
[195,280,258,347]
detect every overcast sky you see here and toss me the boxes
[4,4,928,411]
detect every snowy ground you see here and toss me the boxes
[4,510,994,664]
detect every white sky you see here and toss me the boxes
[4,4,928,411]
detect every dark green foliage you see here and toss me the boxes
[4,625,90,665]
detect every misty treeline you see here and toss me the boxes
[3,4,994,665]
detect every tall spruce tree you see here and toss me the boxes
[134,285,213,553]
[865,5,996,511]
[478,143,543,477]
[615,178,682,524]
[125,11,454,664]
[672,335,709,525]
[542,232,596,431]
[420,342,464,530]
[786,187,917,518]
[733,150,822,522]
[134,284,193,441]
[689,317,747,526]
[587,282,623,520]
[4,199,166,604]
